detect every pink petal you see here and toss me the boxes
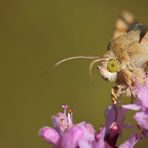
[134,111,148,130]
[119,133,141,148]
[105,105,126,129]
[39,126,60,145]
[94,127,111,148]
[105,105,115,129]
[61,126,83,148]
[78,123,95,148]
[122,104,141,111]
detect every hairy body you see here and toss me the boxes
[96,12,148,103]
[53,11,148,104]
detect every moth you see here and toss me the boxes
[53,11,148,104]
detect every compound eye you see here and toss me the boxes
[107,59,119,73]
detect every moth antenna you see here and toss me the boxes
[41,56,100,75]
[52,56,100,70]
[89,58,104,79]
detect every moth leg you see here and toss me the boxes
[130,94,135,103]
[111,88,118,122]
[111,87,118,104]
[111,87,119,121]
[111,85,125,121]
[111,85,127,104]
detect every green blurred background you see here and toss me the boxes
[1,0,148,147]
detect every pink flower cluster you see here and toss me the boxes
[122,75,148,138]
[39,76,148,148]
[39,105,141,148]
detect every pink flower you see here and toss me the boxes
[122,75,148,110]
[39,105,95,148]
[134,75,148,110]
[122,75,148,137]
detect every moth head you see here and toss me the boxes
[96,59,119,82]
[89,51,120,82]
